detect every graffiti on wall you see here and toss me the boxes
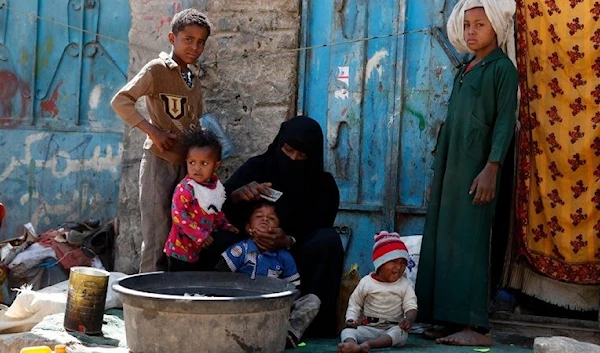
[0,0,130,239]
[0,131,123,238]
[0,70,30,121]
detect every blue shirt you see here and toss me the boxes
[221,238,300,285]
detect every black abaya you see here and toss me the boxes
[224,116,343,337]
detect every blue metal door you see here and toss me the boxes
[298,0,461,272]
[0,0,130,238]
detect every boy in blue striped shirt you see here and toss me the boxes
[218,201,320,348]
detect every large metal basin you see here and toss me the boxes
[112,271,298,353]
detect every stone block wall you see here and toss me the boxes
[115,0,301,273]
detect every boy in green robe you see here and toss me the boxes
[415,0,518,347]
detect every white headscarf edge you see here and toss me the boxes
[447,0,517,68]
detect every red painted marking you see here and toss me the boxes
[171,2,182,15]
[41,81,63,117]
[0,70,30,119]
[341,108,348,116]
[156,2,182,31]
[156,16,173,31]
[0,71,18,101]
[0,71,19,116]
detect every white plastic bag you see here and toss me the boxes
[400,235,423,288]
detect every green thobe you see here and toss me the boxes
[415,48,518,327]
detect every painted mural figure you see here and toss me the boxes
[163,128,240,271]
[111,9,212,272]
[415,0,518,346]
[338,231,418,353]
[223,115,344,338]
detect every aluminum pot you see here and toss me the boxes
[112,271,298,353]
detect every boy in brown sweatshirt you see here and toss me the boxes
[111,9,211,272]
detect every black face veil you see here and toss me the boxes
[263,116,325,196]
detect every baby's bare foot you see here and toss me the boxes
[359,342,371,352]
[338,341,362,353]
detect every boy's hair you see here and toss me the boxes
[184,127,222,160]
[247,201,278,223]
[171,9,212,35]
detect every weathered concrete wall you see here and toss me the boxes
[115,0,301,273]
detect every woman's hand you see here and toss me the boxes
[231,182,273,203]
[250,227,290,251]
[469,162,500,205]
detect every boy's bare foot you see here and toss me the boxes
[423,326,459,339]
[338,341,371,353]
[338,341,359,353]
[436,327,492,346]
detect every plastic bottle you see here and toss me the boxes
[19,347,52,353]
[200,113,234,159]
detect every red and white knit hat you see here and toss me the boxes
[372,231,409,270]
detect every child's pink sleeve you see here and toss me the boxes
[171,183,212,244]
[214,211,235,231]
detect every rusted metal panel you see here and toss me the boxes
[0,0,130,238]
[298,0,460,272]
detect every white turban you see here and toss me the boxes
[447,0,516,68]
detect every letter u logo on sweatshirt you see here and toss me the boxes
[160,93,188,120]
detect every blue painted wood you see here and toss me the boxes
[302,0,333,163]
[0,131,122,236]
[298,0,460,273]
[396,0,459,235]
[31,0,129,131]
[325,0,367,204]
[0,1,37,120]
[0,0,130,239]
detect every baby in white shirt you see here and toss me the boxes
[338,231,418,353]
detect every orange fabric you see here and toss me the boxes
[516,0,600,283]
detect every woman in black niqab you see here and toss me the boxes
[224,116,343,338]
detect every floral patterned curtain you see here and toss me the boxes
[516,0,600,284]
